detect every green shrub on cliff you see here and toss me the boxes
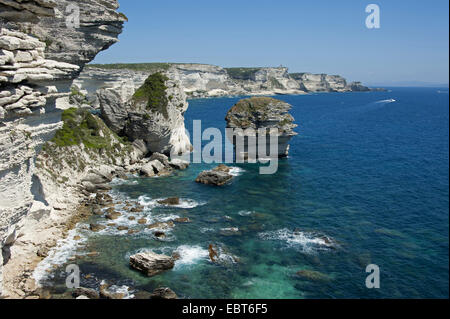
[87,63,171,72]
[225,67,262,80]
[132,72,169,118]
[52,108,117,149]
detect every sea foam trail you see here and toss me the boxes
[138,195,206,209]
[33,228,87,285]
[174,245,209,267]
[376,99,396,104]
[258,228,336,254]
[238,210,255,216]
[229,167,246,177]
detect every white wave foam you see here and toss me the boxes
[229,167,246,177]
[33,228,87,285]
[152,197,206,209]
[174,245,209,266]
[100,280,135,299]
[200,227,214,233]
[110,178,139,186]
[138,195,156,207]
[258,228,336,254]
[156,214,181,222]
[175,199,205,209]
[238,210,255,217]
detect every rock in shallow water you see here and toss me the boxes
[296,270,330,282]
[89,224,106,232]
[195,165,233,186]
[157,197,180,206]
[129,252,175,277]
[150,287,178,299]
[72,287,99,300]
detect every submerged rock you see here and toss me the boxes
[147,221,175,230]
[99,283,125,300]
[89,224,106,232]
[296,270,330,282]
[157,197,180,206]
[72,287,99,300]
[137,218,147,225]
[208,244,219,262]
[154,231,166,239]
[150,287,178,299]
[225,97,298,158]
[105,211,121,220]
[129,252,175,277]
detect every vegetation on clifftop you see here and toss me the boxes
[38,108,133,177]
[50,108,128,149]
[132,72,170,118]
[87,63,172,73]
[226,97,294,128]
[224,67,262,80]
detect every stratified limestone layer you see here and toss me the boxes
[0,0,126,297]
[225,97,298,158]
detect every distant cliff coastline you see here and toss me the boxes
[79,63,374,100]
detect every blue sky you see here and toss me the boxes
[92,0,449,86]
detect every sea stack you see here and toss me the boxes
[98,72,192,156]
[225,97,297,159]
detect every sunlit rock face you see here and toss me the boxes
[98,72,193,156]
[75,64,371,100]
[0,0,126,295]
[225,97,298,159]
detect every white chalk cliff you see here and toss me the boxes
[0,0,126,297]
[77,63,372,99]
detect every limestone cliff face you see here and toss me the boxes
[289,73,360,92]
[77,64,371,99]
[0,0,125,295]
[225,97,298,158]
[98,72,192,156]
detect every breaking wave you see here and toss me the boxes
[258,228,337,254]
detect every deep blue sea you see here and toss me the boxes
[40,88,449,299]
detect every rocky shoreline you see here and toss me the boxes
[0,0,369,299]
[76,63,376,103]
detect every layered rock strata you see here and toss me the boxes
[225,97,298,159]
[98,72,192,156]
[77,63,372,99]
[0,0,126,297]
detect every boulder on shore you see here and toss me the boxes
[140,159,169,177]
[130,252,175,277]
[169,159,190,170]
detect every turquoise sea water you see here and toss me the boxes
[41,88,449,298]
